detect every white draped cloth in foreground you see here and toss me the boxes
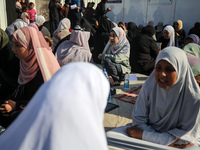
[0,62,109,150]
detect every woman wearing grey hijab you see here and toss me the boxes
[127,47,200,148]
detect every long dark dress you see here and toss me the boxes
[0,41,19,99]
[49,0,60,36]
[92,18,114,64]
[68,0,85,29]
[95,1,108,22]
[130,25,159,75]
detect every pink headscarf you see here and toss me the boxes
[13,26,60,85]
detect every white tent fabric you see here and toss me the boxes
[0,0,7,30]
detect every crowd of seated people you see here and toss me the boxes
[0,0,200,149]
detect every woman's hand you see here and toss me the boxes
[169,139,194,148]
[98,54,102,60]
[126,126,143,139]
[0,100,16,113]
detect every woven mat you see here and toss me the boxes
[114,86,142,104]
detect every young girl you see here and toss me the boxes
[98,26,131,85]
[127,47,200,148]
[21,6,30,24]
[28,2,36,23]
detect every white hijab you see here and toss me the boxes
[163,25,175,46]
[132,47,200,145]
[0,62,109,150]
[56,30,92,66]
[34,15,46,27]
[53,18,71,34]
[13,20,28,29]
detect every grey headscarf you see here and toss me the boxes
[55,30,92,66]
[132,47,200,145]
[103,26,130,58]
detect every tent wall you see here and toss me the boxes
[0,0,7,30]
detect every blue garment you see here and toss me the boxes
[69,0,80,6]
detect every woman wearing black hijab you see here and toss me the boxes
[130,25,159,75]
[92,18,114,64]
[0,29,19,99]
[49,0,61,36]
[126,22,140,42]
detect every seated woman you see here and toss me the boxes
[158,25,175,50]
[0,29,19,99]
[52,18,71,52]
[173,20,186,48]
[127,47,200,148]
[130,25,159,76]
[184,34,200,45]
[130,25,159,75]
[0,26,60,128]
[92,17,114,64]
[0,62,109,150]
[56,26,92,66]
[98,26,131,84]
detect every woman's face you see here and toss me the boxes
[12,37,29,59]
[163,30,170,39]
[109,31,119,45]
[174,22,179,31]
[155,60,177,89]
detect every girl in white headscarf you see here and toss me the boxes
[0,62,109,150]
[158,25,175,50]
[127,47,200,148]
[98,26,131,84]
[52,18,71,51]
[56,27,92,66]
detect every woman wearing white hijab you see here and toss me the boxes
[56,26,92,66]
[34,15,51,38]
[158,25,175,50]
[98,26,131,84]
[52,18,71,52]
[0,62,109,150]
[127,47,200,148]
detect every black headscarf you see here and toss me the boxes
[96,18,114,34]
[141,25,155,37]
[127,22,140,42]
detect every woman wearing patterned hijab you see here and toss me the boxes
[0,26,60,128]
[98,26,131,83]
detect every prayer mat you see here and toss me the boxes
[115,86,142,104]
